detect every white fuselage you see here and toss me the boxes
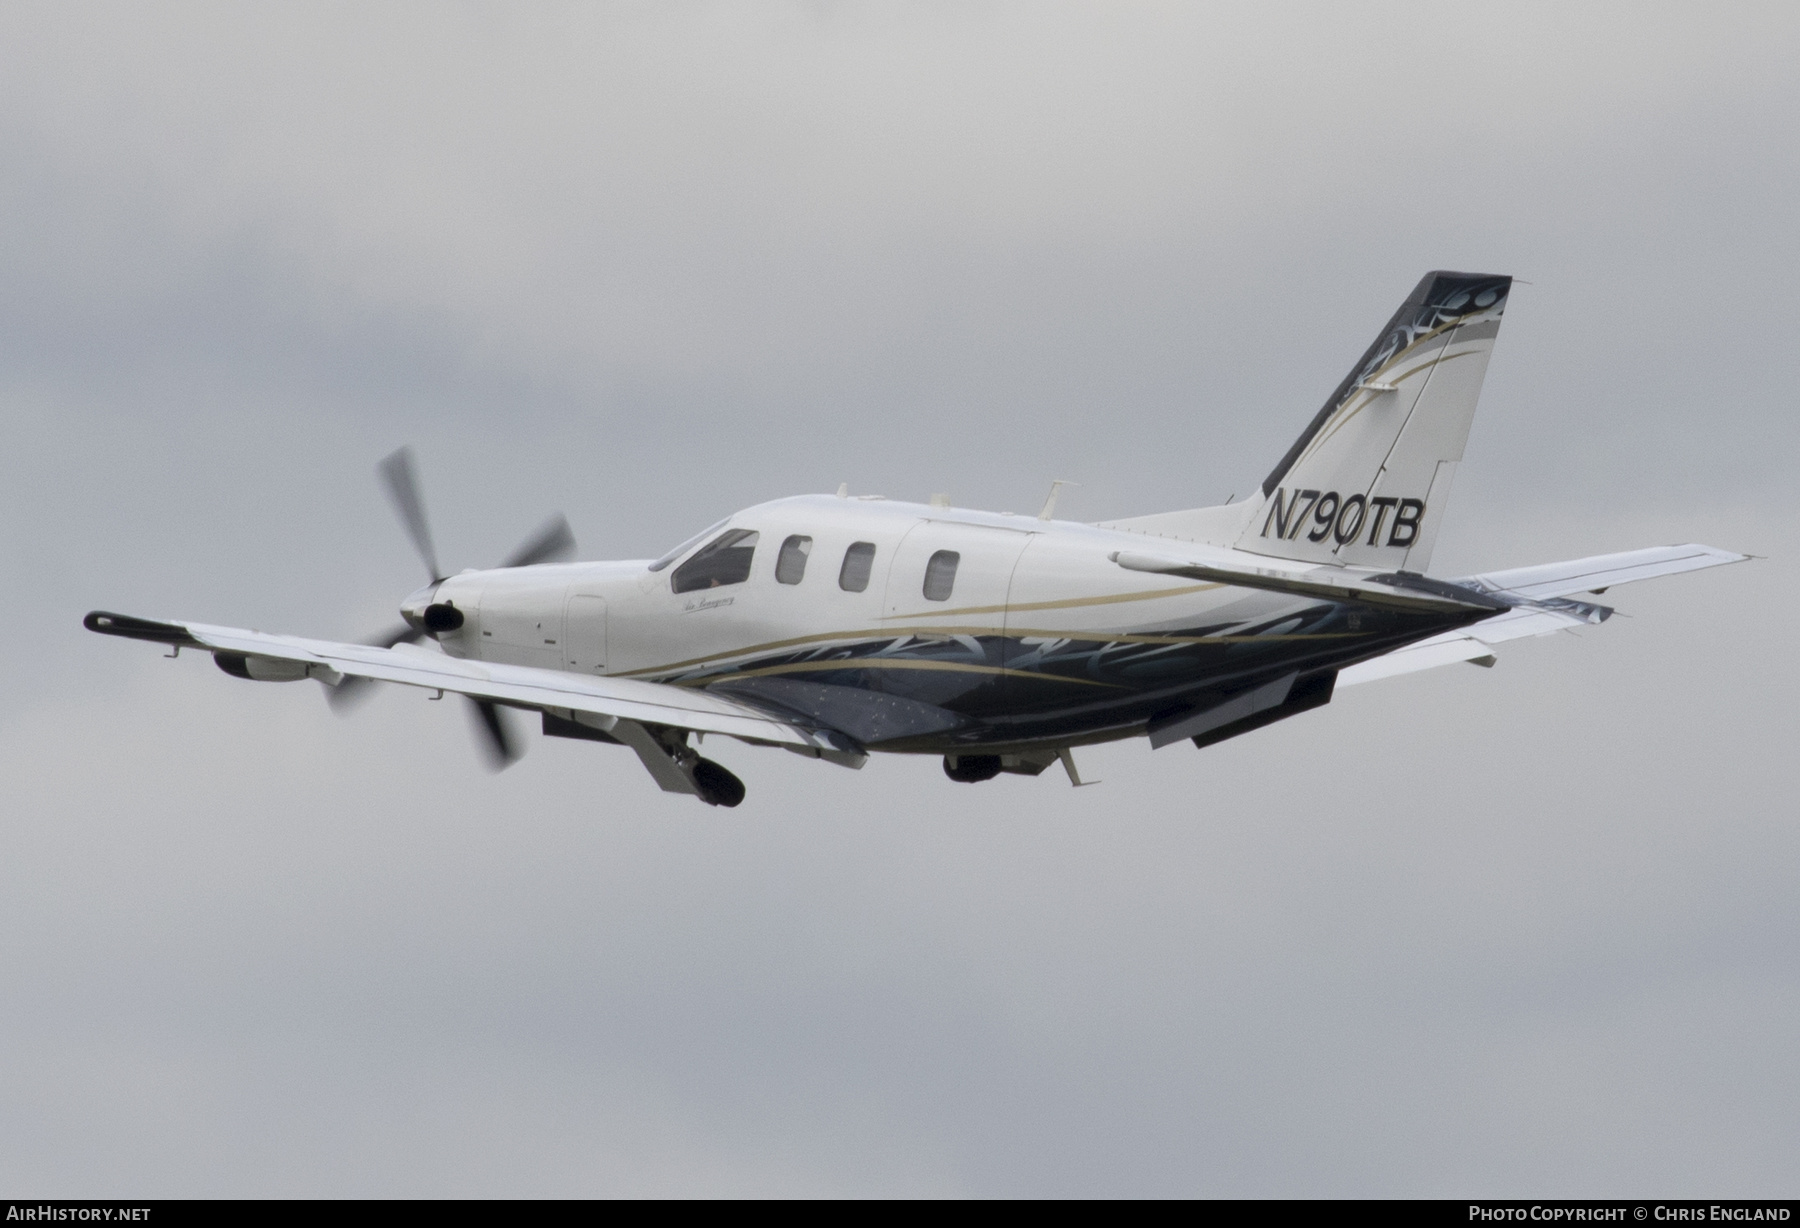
[405,494,1452,753]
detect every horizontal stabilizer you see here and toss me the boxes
[1339,543,1746,686]
[1109,550,1509,615]
[1338,632,1502,685]
[1337,603,1597,686]
[1458,544,1747,601]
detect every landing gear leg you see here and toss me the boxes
[607,718,748,806]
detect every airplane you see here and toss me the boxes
[86,271,1747,807]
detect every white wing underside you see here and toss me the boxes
[1339,544,1745,686]
[178,621,834,751]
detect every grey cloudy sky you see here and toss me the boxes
[2,1,1796,1196]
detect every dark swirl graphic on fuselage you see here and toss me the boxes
[674,599,1488,752]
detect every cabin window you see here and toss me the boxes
[775,535,812,585]
[838,541,877,592]
[671,529,760,593]
[922,550,960,601]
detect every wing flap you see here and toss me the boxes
[1337,543,1745,686]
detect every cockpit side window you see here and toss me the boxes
[838,541,877,592]
[672,529,761,593]
[775,535,812,585]
[922,550,960,601]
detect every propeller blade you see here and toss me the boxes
[467,697,522,770]
[378,446,443,583]
[499,513,577,570]
[326,675,378,713]
[324,624,424,713]
[373,623,425,649]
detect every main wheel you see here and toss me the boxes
[692,757,746,807]
[943,754,1002,783]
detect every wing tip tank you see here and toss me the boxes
[83,610,198,646]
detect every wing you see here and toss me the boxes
[84,610,847,754]
[1339,542,1747,686]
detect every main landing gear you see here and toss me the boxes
[944,749,1096,787]
[943,751,1057,782]
[943,754,1003,782]
[541,711,746,806]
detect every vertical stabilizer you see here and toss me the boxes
[1237,271,1510,572]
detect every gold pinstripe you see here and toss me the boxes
[617,579,1276,677]
[1010,627,1353,645]
[879,581,1225,620]
[1290,305,1501,470]
[1297,346,1482,469]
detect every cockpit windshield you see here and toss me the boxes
[647,519,729,572]
[672,530,760,593]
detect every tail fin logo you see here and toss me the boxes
[1344,285,1506,399]
[1259,272,1511,502]
[1262,488,1424,547]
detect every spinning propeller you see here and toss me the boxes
[328,446,577,771]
